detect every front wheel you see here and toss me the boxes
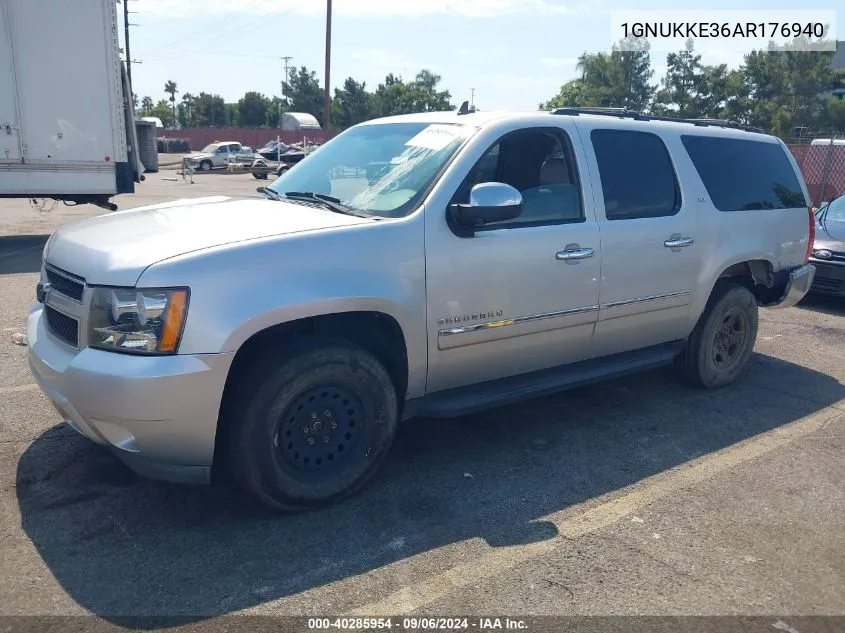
[227,340,398,511]
[199,160,212,172]
[678,282,758,388]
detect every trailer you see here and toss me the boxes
[0,0,142,210]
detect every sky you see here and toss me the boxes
[128,0,840,113]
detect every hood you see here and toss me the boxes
[187,152,213,160]
[44,196,373,286]
[814,218,845,250]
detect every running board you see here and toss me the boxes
[405,341,685,420]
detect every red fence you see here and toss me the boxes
[158,127,341,150]
[786,142,845,206]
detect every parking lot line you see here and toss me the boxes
[345,403,844,617]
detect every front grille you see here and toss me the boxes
[812,276,843,292]
[45,306,79,347]
[45,266,85,302]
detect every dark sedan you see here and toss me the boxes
[809,194,845,297]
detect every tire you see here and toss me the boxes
[227,339,398,511]
[276,166,289,177]
[678,282,758,388]
[252,172,268,180]
[199,160,212,172]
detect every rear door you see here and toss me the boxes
[578,124,702,357]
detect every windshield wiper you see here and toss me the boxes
[284,191,373,218]
[256,186,284,201]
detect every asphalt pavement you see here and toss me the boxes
[0,173,843,630]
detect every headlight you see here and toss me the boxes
[88,287,189,354]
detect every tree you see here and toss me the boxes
[178,93,197,128]
[541,38,654,111]
[225,103,240,127]
[193,92,226,127]
[407,70,453,112]
[238,91,271,127]
[741,38,841,137]
[266,96,285,128]
[651,41,706,117]
[372,70,454,117]
[150,99,175,128]
[540,80,585,110]
[164,80,178,128]
[282,66,324,119]
[141,96,154,116]
[332,78,375,127]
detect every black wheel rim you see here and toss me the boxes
[712,307,748,369]
[273,385,365,477]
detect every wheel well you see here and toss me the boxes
[214,311,409,470]
[717,260,785,305]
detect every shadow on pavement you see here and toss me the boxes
[0,234,49,275]
[16,353,845,625]
[797,293,845,317]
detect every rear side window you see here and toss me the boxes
[591,129,681,220]
[681,135,806,211]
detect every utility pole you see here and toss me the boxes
[470,88,475,109]
[323,0,332,130]
[123,0,132,88]
[281,56,294,99]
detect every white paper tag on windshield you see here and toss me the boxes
[405,124,462,151]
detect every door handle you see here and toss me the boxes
[664,237,694,248]
[556,248,594,261]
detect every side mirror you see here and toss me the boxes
[450,182,523,228]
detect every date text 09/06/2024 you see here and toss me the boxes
[307,618,529,631]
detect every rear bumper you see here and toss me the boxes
[808,260,845,296]
[770,264,816,309]
[27,304,235,484]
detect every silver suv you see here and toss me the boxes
[27,108,816,510]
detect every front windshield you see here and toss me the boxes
[200,144,219,154]
[268,122,476,218]
[821,196,845,221]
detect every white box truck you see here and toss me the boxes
[0,0,142,211]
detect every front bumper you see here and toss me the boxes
[770,264,816,309]
[27,304,235,484]
[808,260,845,296]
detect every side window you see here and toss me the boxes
[681,135,806,211]
[591,129,681,220]
[451,128,584,230]
[216,145,228,154]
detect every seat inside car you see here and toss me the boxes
[520,157,581,222]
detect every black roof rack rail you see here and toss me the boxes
[551,107,640,118]
[550,107,764,133]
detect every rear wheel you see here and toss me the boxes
[678,282,758,388]
[227,340,398,510]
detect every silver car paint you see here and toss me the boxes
[28,110,813,478]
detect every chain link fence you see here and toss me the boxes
[785,134,845,207]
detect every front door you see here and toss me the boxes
[424,123,602,394]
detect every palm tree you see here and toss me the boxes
[164,80,178,128]
[181,92,195,127]
[141,96,154,116]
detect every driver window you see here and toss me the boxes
[452,128,584,230]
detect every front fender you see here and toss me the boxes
[137,218,428,397]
